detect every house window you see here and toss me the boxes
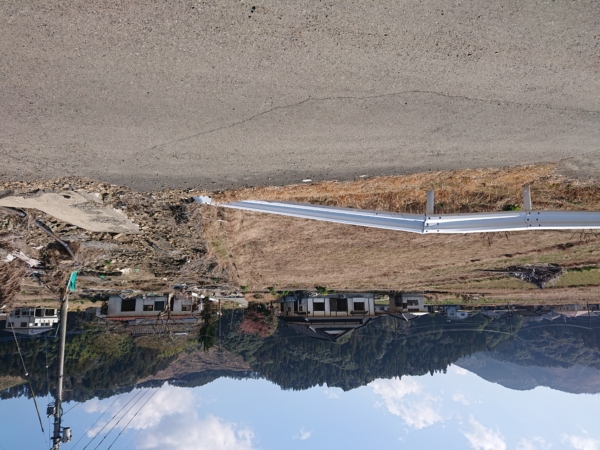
[313,302,325,312]
[143,304,154,312]
[330,298,348,312]
[35,309,43,317]
[45,309,56,316]
[121,299,137,312]
[154,301,165,311]
[181,305,191,312]
[21,322,27,327]
[354,301,365,311]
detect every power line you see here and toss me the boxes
[123,385,171,450]
[123,428,144,450]
[107,387,162,449]
[8,319,45,434]
[62,401,81,416]
[91,390,151,450]
[45,332,52,446]
[81,390,145,450]
[71,394,124,450]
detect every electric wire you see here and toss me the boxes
[70,393,125,450]
[44,332,51,392]
[9,319,45,434]
[62,401,81,416]
[123,385,171,450]
[45,331,52,446]
[106,387,162,449]
[91,390,151,450]
[123,427,143,450]
[80,390,145,450]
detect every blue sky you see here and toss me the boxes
[2,365,600,450]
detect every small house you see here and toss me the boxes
[279,292,380,341]
[280,293,376,318]
[96,295,201,320]
[444,306,473,320]
[4,307,59,335]
[389,292,427,314]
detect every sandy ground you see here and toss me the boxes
[1,1,600,191]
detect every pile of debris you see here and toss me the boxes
[505,264,564,289]
[0,177,232,307]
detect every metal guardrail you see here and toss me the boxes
[218,187,600,234]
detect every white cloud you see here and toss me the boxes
[369,377,442,429]
[323,387,341,399]
[450,365,469,375]
[138,414,255,450]
[82,384,257,450]
[561,434,600,450]
[452,392,470,405]
[84,384,195,437]
[293,428,312,441]
[370,377,421,415]
[396,402,442,429]
[516,437,552,450]
[462,416,506,450]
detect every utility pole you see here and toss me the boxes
[50,288,71,450]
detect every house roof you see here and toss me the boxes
[280,316,377,342]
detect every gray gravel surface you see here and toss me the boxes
[1,0,599,191]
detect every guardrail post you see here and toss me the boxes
[426,190,435,215]
[523,185,532,211]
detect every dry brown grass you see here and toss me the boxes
[212,164,598,213]
[207,164,600,297]
[0,262,26,307]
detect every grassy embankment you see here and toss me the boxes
[205,164,600,304]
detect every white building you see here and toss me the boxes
[444,306,473,320]
[96,295,201,320]
[280,293,376,318]
[5,307,59,335]
[279,293,380,341]
[279,292,431,341]
[390,292,427,314]
[280,292,429,319]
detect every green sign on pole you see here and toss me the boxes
[68,271,78,292]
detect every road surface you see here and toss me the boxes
[1,0,599,191]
